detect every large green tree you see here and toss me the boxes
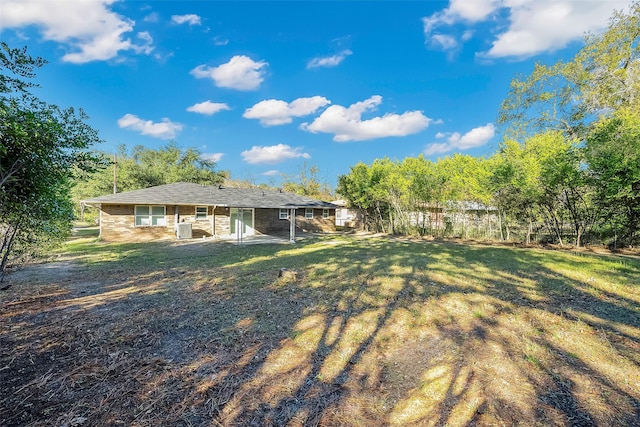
[0,43,102,282]
[586,107,640,245]
[73,142,227,217]
[281,161,333,201]
[498,2,640,140]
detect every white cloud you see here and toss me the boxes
[191,55,268,91]
[1,0,153,63]
[143,12,159,23]
[213,36,229,46]
[263,170,280,176]
[424,123,495,155]
[423,143,452,156]
[243,96,331,126]
[307,49,353,69]
[300,95,431,142]
[461,30,474,41]
[133,32,154,55]
[117,114,183,139]
[431,34,458,50]
[186,101,231,115]
[423,0,500,53]
[201,152,224,163]
[423,0,633,59]
[447,0,500,22]
[483,1,630,58]
[171,14,202,26]
[241,144,311,165]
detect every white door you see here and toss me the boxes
[230,208,254,236]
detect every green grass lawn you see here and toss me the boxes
[1,235,639,426]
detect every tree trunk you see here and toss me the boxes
[0,223,21,284]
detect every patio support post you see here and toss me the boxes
[289,208,296,243]
[211,205,216,237]
[237,208,243,244]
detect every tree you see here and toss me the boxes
[281,161,333,201]
[73,143,227,217]
[498,2,640,140]
[586,107,640,245]
[337,161,391,232]
[1,43,102,282]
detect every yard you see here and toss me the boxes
[1,235,639,426]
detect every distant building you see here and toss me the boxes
[332,199,365,229]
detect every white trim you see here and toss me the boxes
[279,208,290,220]
[323,208,330,219]
[195,206,208,220]
[305,208,313,219]
[134,205,166,227]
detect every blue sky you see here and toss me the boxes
[1,0,633,189]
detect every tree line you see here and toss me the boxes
[338,3,640,247]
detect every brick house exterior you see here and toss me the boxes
[83,183,337,242]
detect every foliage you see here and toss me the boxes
[337,155,495,237]
[586,107,640,244]
[498,2,640,140]
[73,142,227,218]
[280,161,333,201]
[0,43,102,282]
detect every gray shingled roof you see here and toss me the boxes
[82,182,337,209]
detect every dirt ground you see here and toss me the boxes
[1,237,639,426]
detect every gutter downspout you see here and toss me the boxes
[174,206,179,237]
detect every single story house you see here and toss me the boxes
[82,182,337,242]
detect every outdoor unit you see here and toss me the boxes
[176,222,192,239]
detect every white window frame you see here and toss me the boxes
[195,206,208,220]
[279,208,290,220]
[323,209,330,219]
[135,205,166,226]
[305,208,314,219]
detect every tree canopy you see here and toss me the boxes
[72,143,227,221]
[498,2,640,140]
[1,43,102,282]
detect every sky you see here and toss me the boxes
[0,0,634,189]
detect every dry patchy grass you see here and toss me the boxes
[1,235,639,426]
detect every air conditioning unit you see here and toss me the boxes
[176,223,192,239]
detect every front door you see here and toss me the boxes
[230,208,254,236]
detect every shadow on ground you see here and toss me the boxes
[1,236,639,426]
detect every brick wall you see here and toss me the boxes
[254,208,336,234]
[100,204,175,241]
[99,205,336,241]
[175,205,214,238]
[254,208,288,235]
[213,207,231,235]
[294,209,336,233]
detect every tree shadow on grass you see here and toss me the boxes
[1,236,639,426]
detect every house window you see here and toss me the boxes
[323,209,330,219]
[279,208,290,220]
[305,208,314,219]
[195,206,207,220]
[135,205,166,226]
